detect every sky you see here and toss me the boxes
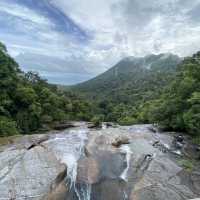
[0,0,200,85]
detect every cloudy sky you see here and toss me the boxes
[0,0,200,85]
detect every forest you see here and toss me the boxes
[0,41,200,142]
[0,42,94,136]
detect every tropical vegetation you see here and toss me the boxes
[0,42,93,136]
[0,41,200,140]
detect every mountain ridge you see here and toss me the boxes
[71,53,182,104]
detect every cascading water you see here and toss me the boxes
[76,183,92,200]
[120,145,132,182]
[46,128,91,200]
[120,145,132,200]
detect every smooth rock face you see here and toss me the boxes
[112,135,130,147]
[0,124,200,200]
[77,157,99,184]
[0,145,63,199]
[45,164,69,200]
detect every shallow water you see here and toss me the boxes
[120,145,132,181]
[45,128,90,200]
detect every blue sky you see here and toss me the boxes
[0,0,200,85]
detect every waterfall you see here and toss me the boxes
[46,129,91,200]
[120,145,132,181]
[76,183,92,200]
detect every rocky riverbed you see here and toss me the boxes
[0,123,200,200]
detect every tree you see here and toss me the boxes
[0,116,19,137]
[144,52,200,135]
[0,41,94,136]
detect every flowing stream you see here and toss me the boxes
[120,145,132,181]
[0,124,198,200]
[45,127,134,200]
[46,128,91,200]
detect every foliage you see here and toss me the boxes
[144,53,200,136]
[91,115,104,127]
[0,116,19,136]
[118,116,137,126]
[71,51,200,136]
[192,136,200,145]
[0,42,94,136]
[1,40,200,140]
[178,159,194,172]
[71,54,181,126]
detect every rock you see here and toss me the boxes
[131,184,192,200]
[53,122,76,130]
[77,157,100,184]
[45,182,68,200]
[44,164,69,200]
[130,156,196,200]
[50,164,68,190]
[148,125,158,133]
[176,142,184,149]
[26,135,49,150]
[77,150,126,183]
[112,136,130,148]
[91,179,126,200]
[88,123,102,129]
[75,133,128,200]
[196,146,200,152]
[173,135,185,149]
[0,123,200,200]
[104,122,118,128]
[152,140,160,147]
[0,145,65,200]
[176,135,184,143]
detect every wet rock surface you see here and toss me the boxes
[0,123,200,200]
[112,136,130,147]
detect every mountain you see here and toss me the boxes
[142,52,200,135]
[72,53,182,105]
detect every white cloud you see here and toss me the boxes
[50,0,200,59]
[0,1,51,26]
[1,0,200,84]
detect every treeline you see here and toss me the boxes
[1,40,199,138]
[140,52,200,136]
[72,54,181,126]
[93,52,200,137]
[0,42,93,136]
[74,52,200,138]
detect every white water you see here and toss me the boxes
[46,128,133,199]
[46,129,91,200]
[77,183,92,200]
[120,145,132,181]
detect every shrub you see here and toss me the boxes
[118,116,137,126]
[178,159,194,172]
[41,115,53,124]
[183,105,200,136]
[192,136,200,145]
[0,116,19,137]
[91,115,104,127]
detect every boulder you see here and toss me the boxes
[77,157,100,184]
[0,124,200,200]
[0,145,65,200]
[91,179,126,200]
[112,136,130,148]
[44,164,69,200]
[53,122,76,130]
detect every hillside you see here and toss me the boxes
[0,42,93,136]
[142,52,200,136]
[73,54,181,104]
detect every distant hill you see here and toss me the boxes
[72,53,182,105]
